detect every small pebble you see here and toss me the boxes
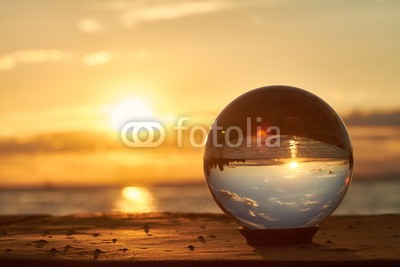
[118,248,129,252]
[92,233,100,237]
[144,224,150,234]
[112,239,117,243]
[93,249,105,260]
[326,240,333,244]
[188,245,195,251]
[48,248,58,256]
[348,225,353,229]
[66,229,76,236]
[33,240,49,248]
[197,236,206,243]
[42,230,50,236]
[63,245,71,253]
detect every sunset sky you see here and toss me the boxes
[0,0,399,187]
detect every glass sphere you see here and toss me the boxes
[204,86,353,229]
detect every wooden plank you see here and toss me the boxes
[0,213,399,266]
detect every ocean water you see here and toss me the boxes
[206,158,351,229]
[203,133,354,228]
[0,180,398,216]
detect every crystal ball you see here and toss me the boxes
[204,86,353,229]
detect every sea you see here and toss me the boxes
[0,180,399,215]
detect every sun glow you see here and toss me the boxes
[117,186,155,212]
[289,161,299,169]
[122,186,148,200]
[109,98,153,130]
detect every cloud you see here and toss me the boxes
[258,212,279,221]
[83,51,113,66]
[219,189,258,207]
[0,55,16,71]
[78,18,102,34]
[120,1,231,27]
[268,197,297,207]
[14,50,73,63]
[91,0,285,29]
[0,50,73,71]
[303,200,319,206]
[0,48,152,71]
[344,109,400,126]
[0,131,121,154]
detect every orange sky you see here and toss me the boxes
[0,0,399,187]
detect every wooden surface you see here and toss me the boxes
[0,213,399,266]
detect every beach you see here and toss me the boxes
[0,213,399,266]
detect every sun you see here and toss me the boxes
[109,98,153,130]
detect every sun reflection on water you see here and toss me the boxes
[288,138,299,170]
[116,186,156,212]
[289,161,299,169]
[289,139,298,158]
